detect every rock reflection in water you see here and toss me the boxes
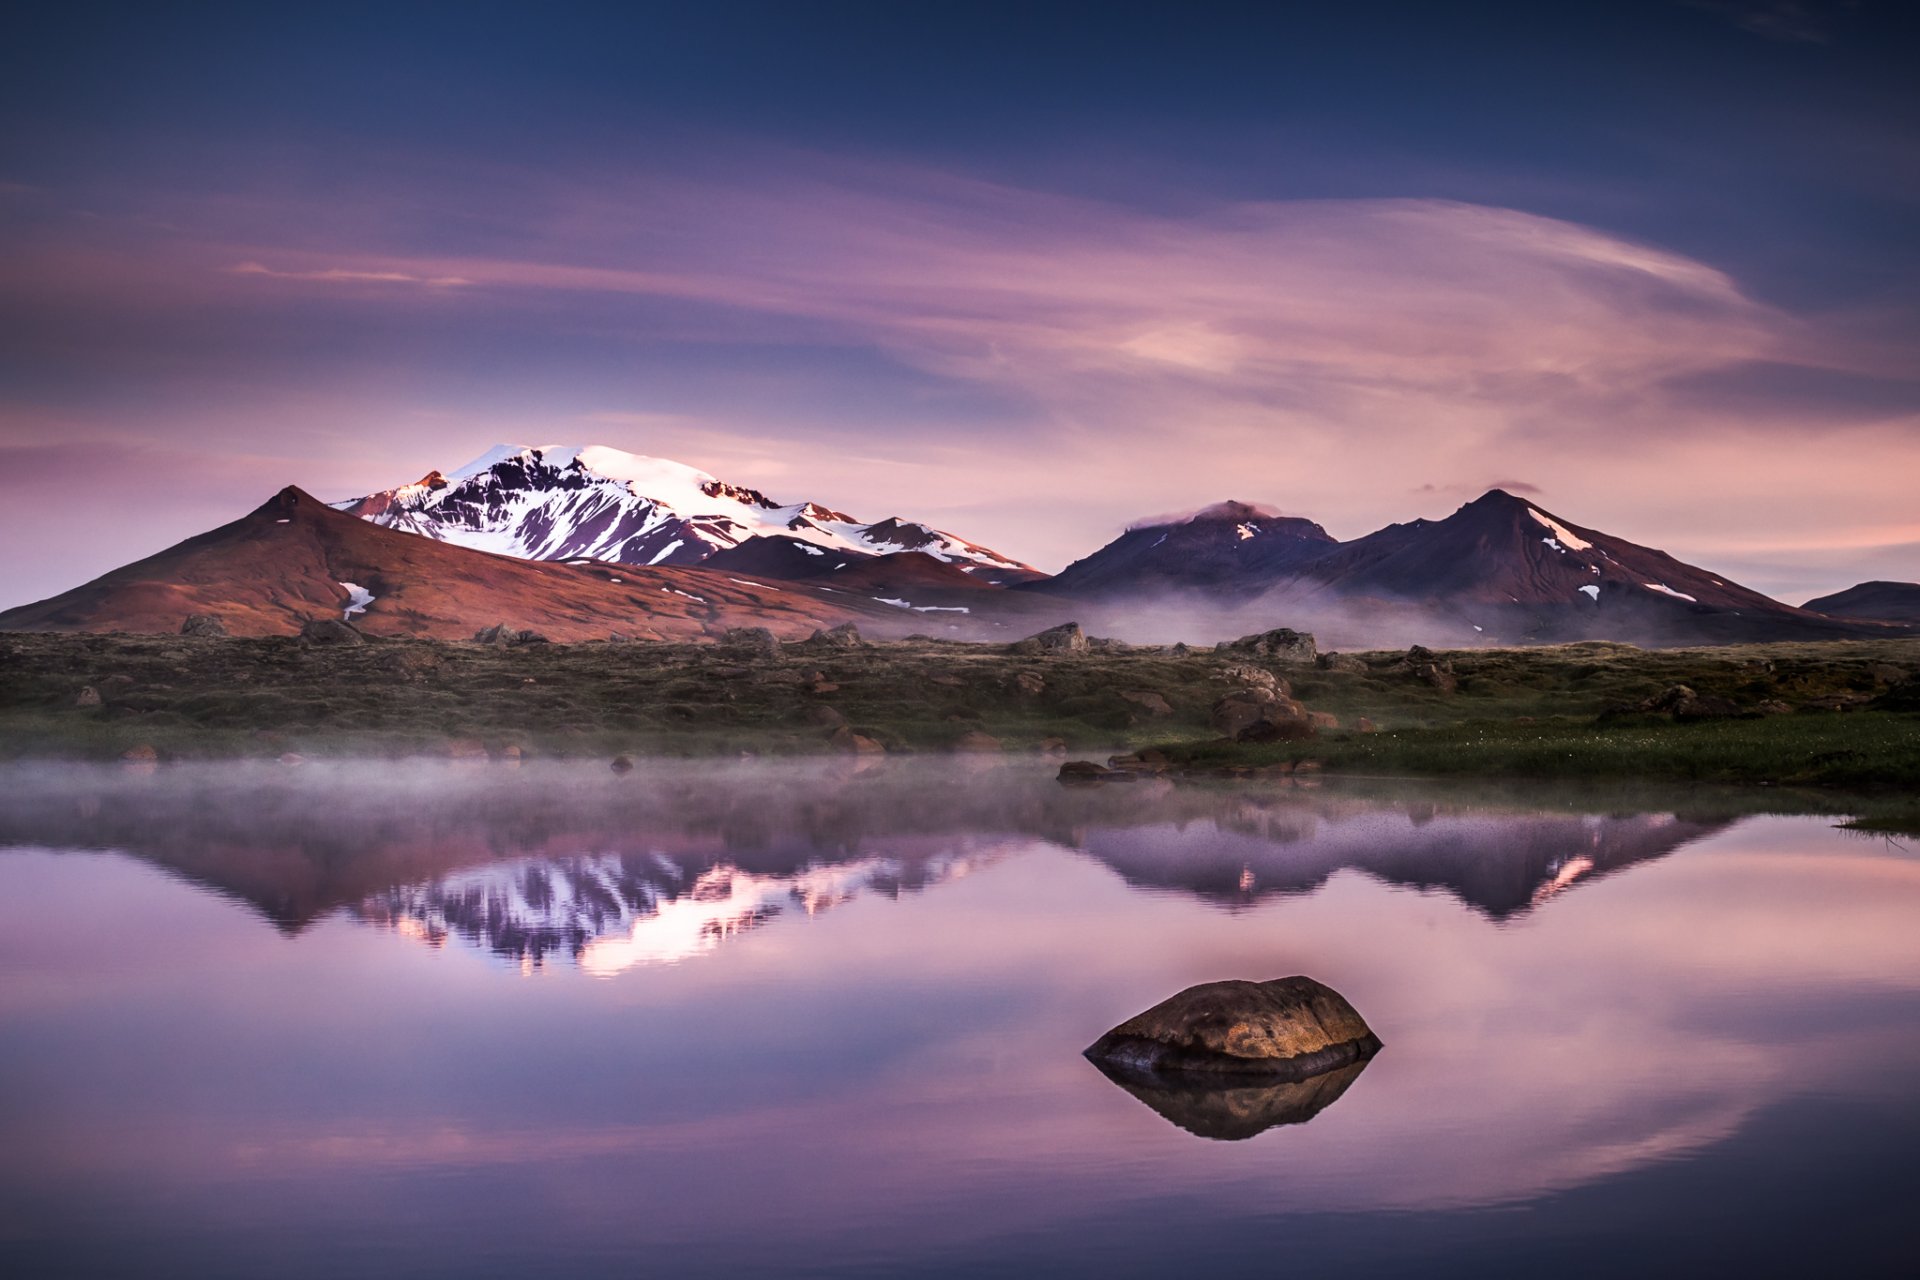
[1089,1056,1373,1141]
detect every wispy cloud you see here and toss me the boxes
[2,159,1915,597]
[227,260,472,287]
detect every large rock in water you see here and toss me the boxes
[1085,976,1381,1081]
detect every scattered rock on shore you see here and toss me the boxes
[1211,687,1314,741]
[1217,628,1317,663]
[806,622,866,649]
[473,624,548,647]
[722,627,781,660]
[1012,621,1089,655]
[180,614,228,638]
[302,618,366,646]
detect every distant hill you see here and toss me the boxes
[1031,500,1339,597]
[1256,488,1872,644]
[1804,581,1920,624]
[0,486,911,641]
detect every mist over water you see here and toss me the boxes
[2,759,1917,1277]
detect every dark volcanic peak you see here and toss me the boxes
[1037,498,1339,598]
[336,443,1038,579]
[1127,499,1296,530]
[1803,581,1920,624]
[1260,488,1879,644]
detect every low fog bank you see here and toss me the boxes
[1068,592,1492,652]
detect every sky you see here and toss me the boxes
[1,0,1916,608]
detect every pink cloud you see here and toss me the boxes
[4,159,1916,597]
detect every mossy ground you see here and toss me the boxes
[1,633,1915,805]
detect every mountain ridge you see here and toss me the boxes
[337,443,1046,585]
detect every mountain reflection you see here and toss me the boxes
[0,759,1745,968]
[356,850,997,973]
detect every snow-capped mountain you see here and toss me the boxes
[355,847,1000,974]
[336,444,1042,582]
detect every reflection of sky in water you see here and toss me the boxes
[0,760,1916,1277]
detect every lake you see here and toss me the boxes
[1,759,1916,1278]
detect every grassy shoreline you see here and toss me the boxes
[1,633,1914,814]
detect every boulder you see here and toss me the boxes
[1638,684,1742,720]
[1084,976,1381,1081]
[1057,760,1118,784]
[1217,664,1286,695]
[721,626,781,660]
[806,622,866,649]
[1012,621,1089,655]
[1039,735,1069,756]
[827,726,885,755]
[301,618,365,646]
[1119,690,1174,716]
[1217,628,1317,663]
[801,704,849,729]
[119,743,159,762]
[1009,670,1046,697]
[473,624,548,646]
[180,614,228,638]
[609,755,635,774]
[74,685,102,708]
[1674,694,1743,722]
[1315,652,1367,675]
[952,730,1002,752]
[1210,688,1311,739]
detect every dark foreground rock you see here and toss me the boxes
[1011,620,1090,655]
[1217,628,1317,663]
[300,618,365,646]
[1089,1055,1372,1141]
[1084,976,1381,1081]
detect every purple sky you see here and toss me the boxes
[2,2,1916,608]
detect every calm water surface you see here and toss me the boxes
[1,759,1915,1278]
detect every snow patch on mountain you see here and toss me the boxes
[336,444,1037,577]
[1528,508,1593,552]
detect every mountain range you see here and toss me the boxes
[1,441,1911,646]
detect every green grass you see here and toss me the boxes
[2,632,1916,788]
[1164,710,1920,791]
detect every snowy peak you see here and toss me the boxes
[337,444,1040,577]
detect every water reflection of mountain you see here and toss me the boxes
[1085,808,1729,919]
[0,761,1739,964]
[357,849,998,973]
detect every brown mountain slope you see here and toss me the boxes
[0,486,909,641]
